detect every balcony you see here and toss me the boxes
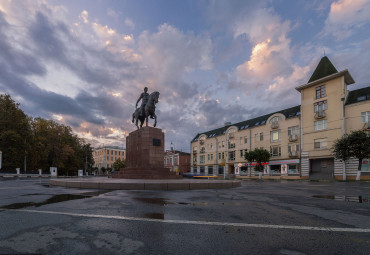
[289,151,299,158]
[314,110,326,119]
[289,134,298,142]
[271,121,279,129]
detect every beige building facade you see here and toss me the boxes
[93,146,126,171]
[191,57,370,180]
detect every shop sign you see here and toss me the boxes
[269,159,300,165]
[361,159,370,171]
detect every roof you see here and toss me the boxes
[191,105,301,142]
[165,150,190,156]
[308,56,338,83]
[345,86,370,106]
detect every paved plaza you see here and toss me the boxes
[0,178,370,254]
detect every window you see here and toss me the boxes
[111,151,113,155]
[208,154,210,161]
[244,136,248,144]
[174,157,177,164]
[314,100,327,112]
[218,153,221,160]
[240,137,243,145]
[240,149,247,158]
[314,120,327,131]
[228,151,235,161]
[119,151,121,155]
[260,132,263,141]
[208,166,213,175]
[165,158,168,164]
[288,144,299,152]
[316,85,326,99]
[200,147,205,153]
[270,146,281,157]
[200,166,205,173]
[222,152,225,159]
[210,143,213,149]
[270,116,281,123]
[200,155,205,163]
[218,165,224,174]
[288,126,299,136]
[115,151,117,155]
[270,130,280,142]
[228,142,235,149]
[222,141,224,148]
[255,134,258,142]
[122,152,124,157]
[314,138,328,149]
[193,146,198,152]
[107,150,109,154]
[111,157,113,161]
[362,112,370,123]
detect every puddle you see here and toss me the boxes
[312,195,370,203]
[133,197,175,205]
[144,213,164,219]
[1,191,110,209]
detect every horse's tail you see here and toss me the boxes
[132,112,135,123]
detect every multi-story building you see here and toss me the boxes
[191,56,370,180]
[164,150,191,174]
[93,146,126,171]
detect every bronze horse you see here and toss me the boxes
[132,91,160,129]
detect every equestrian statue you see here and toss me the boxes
[132,87,160,129]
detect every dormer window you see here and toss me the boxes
[316,85,326,99]
[270,116,281,123]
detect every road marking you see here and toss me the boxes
[4,209,370,233]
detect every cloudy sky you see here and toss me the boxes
[1,0,370,152]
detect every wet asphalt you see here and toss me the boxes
[0,177,369,255]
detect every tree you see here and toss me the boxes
[113,158,125,171]
[333,130,370,171]
[0,94,31,171]
[244,150,255,176]
[253,148,270,172]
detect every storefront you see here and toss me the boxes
[269,159,300,176]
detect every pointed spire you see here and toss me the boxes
[308,56,338,83]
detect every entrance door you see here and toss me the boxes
[228,164,235,174]
[310,158,334,180]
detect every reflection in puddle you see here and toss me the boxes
[133,197,175,205]
[1,191,110,209]
[312,195,370,203]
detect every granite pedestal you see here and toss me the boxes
[113,126,181,179]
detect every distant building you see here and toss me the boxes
[93,146,126,171]
[190,56,370,180]
[164,150,191,174]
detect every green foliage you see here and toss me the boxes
[0,94,31,170]
[0,94,94,175]
[333,130,370,171]
[253,148,271,172]
[113,158,125,171]
[245,148,270,172]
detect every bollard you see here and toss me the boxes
[38,169,42,176]
[16,168,20,175]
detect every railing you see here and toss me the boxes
[271,122,279,129]
[289,151,299,158]
[314,110,326,119]
[289,134,298,142]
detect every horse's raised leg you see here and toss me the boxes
[153,113,157,127]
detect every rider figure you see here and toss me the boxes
[136,87,150,118]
